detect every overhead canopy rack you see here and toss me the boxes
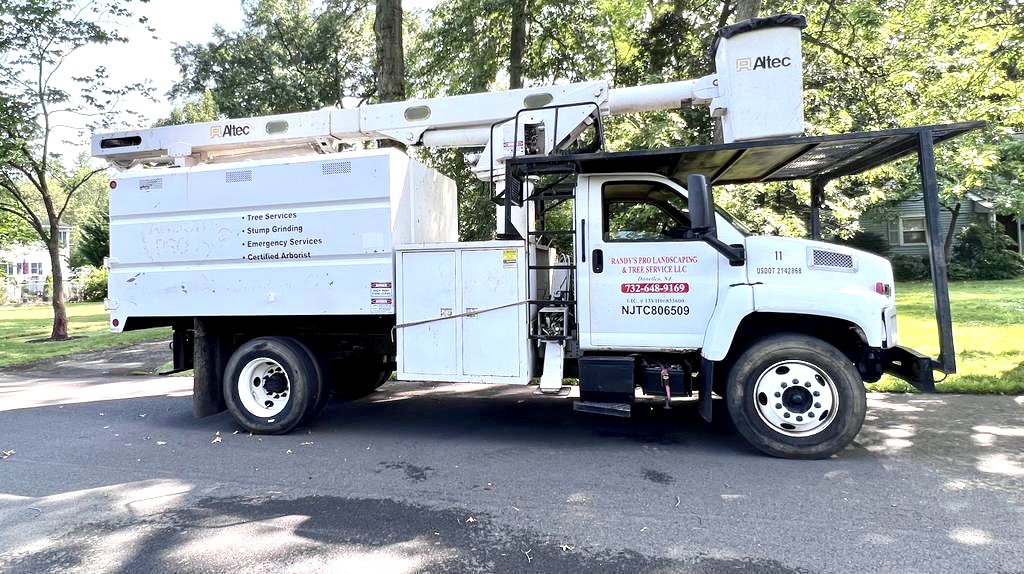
[506,120,986,388]
[507,121,982,185]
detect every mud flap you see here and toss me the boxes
[193,318,228,417]
[699,358,714,422]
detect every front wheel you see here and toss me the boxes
[725,334,866,459]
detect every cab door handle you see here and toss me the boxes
[592,249,604,273]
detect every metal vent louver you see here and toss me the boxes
[138,177,163,191]
[810,249,855,270]
[225,170,253,184]
[322,161,352,175]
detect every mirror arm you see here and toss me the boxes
[697,232,745,266]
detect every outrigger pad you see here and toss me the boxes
[884,346,938,393]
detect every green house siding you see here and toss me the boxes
[860,198,991,257]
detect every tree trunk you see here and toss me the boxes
[47,229,68,340]
[509,0,528,89]
[733,0,762,22]
[374,0,405,149]
[375,0,405,103]
[944,201,961,265]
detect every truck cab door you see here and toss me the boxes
[576,175,720,350]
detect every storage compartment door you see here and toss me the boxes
[461,248,522,378]
[400,250,457,376]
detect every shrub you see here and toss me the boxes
[837,230,889,256]
[890,254,931,281]
[43,275,53,301]
[81,267,108,302]
[952,223,1024,280]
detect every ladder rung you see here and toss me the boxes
[528,230,575,235]
[529,335,576,341]
[529,299,576,305]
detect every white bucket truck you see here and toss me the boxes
[93,15,967,458]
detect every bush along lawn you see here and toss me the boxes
[866,278,1024,394]
[0,303,169,369]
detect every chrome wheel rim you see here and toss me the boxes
[753,360,839,437]
[238,357,290,417]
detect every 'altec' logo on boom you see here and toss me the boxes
[210,124,252,138]
[735,56,792,71]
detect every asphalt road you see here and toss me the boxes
[1,343,1022,574]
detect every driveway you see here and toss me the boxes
[0,345,1022,573]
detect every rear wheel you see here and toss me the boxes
[330,357,391,400]
[725,334,866,459]
[223,336,324,434]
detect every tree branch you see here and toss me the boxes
[57,168,106,220]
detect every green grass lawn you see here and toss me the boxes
[0,303,169,369]
[866,278,1024,394]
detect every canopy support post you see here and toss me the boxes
[809,177,826,240]
[917,129,956,375]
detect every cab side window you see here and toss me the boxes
[603,181,690,242]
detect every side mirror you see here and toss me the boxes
[687,174,717,236]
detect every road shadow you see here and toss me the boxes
[0,480,813,574]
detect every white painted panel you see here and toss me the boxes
[461,248,521,377]
[396,241,530,384]
[399,250,458,376]
[107,149,456,327]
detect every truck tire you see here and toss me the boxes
[725,334,866,459]
[331,360,391,401]
[223,336,324,434]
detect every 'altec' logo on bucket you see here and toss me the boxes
[736,56,792,72]
[210,124,252,138]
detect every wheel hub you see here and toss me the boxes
[781,386,812,413]
[752,360,839,437]
[263,372,287,394]
[237,358,291,418]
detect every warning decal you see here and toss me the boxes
[370,282,394,312]
[502,249,518,268]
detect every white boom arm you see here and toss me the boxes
[94,80,714,171]
[93,16,805,178]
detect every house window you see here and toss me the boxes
[900,216,926,245]
[2,262,11,276]
[58,229,69,249]
[30,262,43,275]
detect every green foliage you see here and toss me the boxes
[43,275,52,302]
[834,230,889,256]
[951,223,1024,280]
[0,209,34,248]
[155,91,221,127]
[80,267,109,302]
[71,206,110,269]
[890,255,931,281]
[171,0,375,117]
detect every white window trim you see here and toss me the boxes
[898,215,928,246]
